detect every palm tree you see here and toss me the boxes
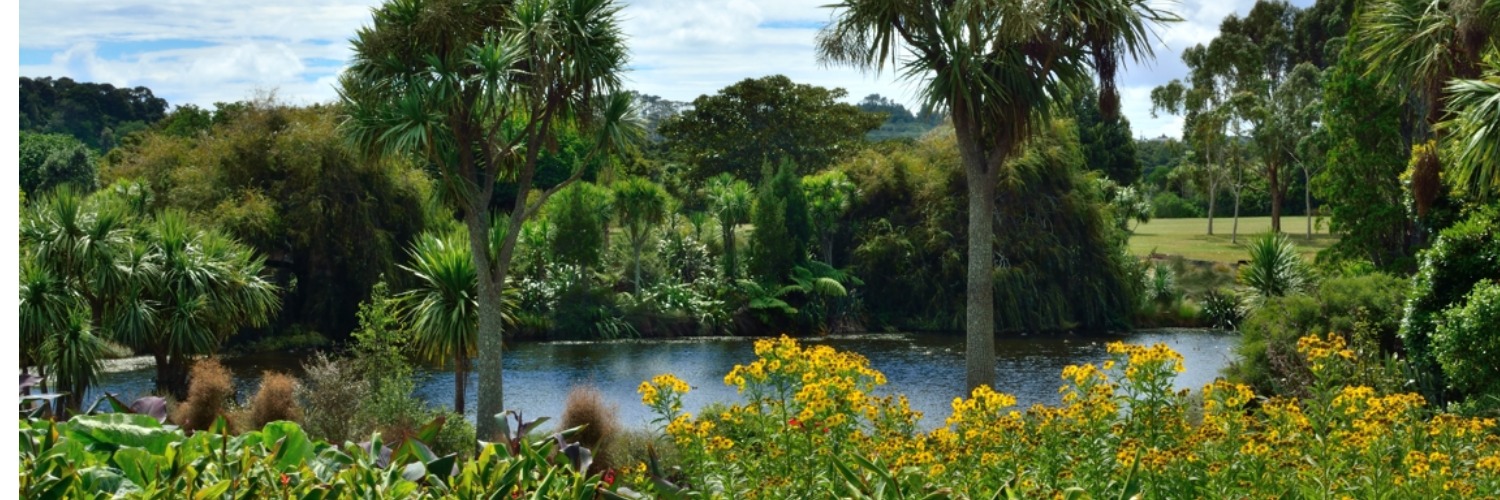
[339,0,637,438]
[44,311,107,414]
[20,187,132,339]
[1442,67,1500,198]
[121,211,280,397]
[1358,0,1499,214]
[818,0,1173,391]
[401,229,480,414]
[19,256,75,395]
[706,174,753,279]
[612,177,672,293]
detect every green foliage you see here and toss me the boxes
[298,352,370,444]
[20,131,98,196]
[544,181,611,270]
[1314,47,1413,270]
[857,93,944,141]
[801,170,857,265]
[1200,287,1245,330]
[658,75,883,185]
[1151,191,1204,218]
[1432,280,1500,399]
[42,311,106,414]
[1239,232,1312,300]
[401,230,480,413]
[1401,204,1500,404]
[705,174,754,278]
[1442,65,1500,199]
[103,101,431,339]
[19,414,618,498]
[1073,82,1141,186]
[1230,273,1409,396]
[19,76,168,150]
[612,177,673,292]
[749,161,814,284]
[351,281,415,389]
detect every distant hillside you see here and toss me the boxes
[857,94,945,142]
[19,76,170,151]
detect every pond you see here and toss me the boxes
[88,329,1239,429]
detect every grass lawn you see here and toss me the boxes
[1128,215,1337,264]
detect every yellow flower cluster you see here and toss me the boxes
[1297,333,1356,374]
[627,337,1500,499]
[639,373,691,416]
[1108,341,1186,376]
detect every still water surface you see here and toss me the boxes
[90,330,1237,429]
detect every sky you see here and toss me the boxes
[17,0,1315,140]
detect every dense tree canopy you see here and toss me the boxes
[102,101,432,339]
[658,75,884,185]
[20,131,98,196]
[19,77,169,151]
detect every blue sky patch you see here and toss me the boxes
[756,20,825,30]
[93,39,218,60]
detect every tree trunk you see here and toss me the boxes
[964,171,997,392]
[1304,167,1314,241]
[1231,187,1243,244]
[821,234,834,266]
[1206,180,1218,236]
[469,210,510,442]
[1269,162,1282,233]
[454,355,467,415]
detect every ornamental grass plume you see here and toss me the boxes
[562,384,620,472]
[249,371,303,428]
[174,358,235,432]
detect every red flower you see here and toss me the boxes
[280,474,290,486]
[788,418,802,428]
[603,469,616,485]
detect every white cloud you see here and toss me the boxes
[18,0,1314,140]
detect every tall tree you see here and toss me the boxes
[705,174,754,279]
[1314,43,1412,269]
[658,75,884,185]
[1073,82,1141,186]
[749,161,813,283]
[340,0,638,439]
[818,0,1172,391]
[612,177,672,292]
[802,170,857,265]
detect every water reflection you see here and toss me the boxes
[88,330,1238,429]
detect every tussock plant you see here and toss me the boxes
[561,384,621,471]
[249,371,302,428]
[173,358,235,432]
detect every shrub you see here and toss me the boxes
[1150,191,1202,218]
[561,385,621,472]
[619,336,1500,498]
[248,371,302,428]
[297,352,369,444]
[1199,288,1244,330]
[429,410,478,459]
[354,376,429,445]
[1230,273,1409,397]
[174,358,235,432]
[1432,281,1500,400]
[1400,205,1500,404]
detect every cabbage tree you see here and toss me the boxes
[339,0,639,438]
[818,0,1174,391]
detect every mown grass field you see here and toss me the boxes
[1128,215,1338,264]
